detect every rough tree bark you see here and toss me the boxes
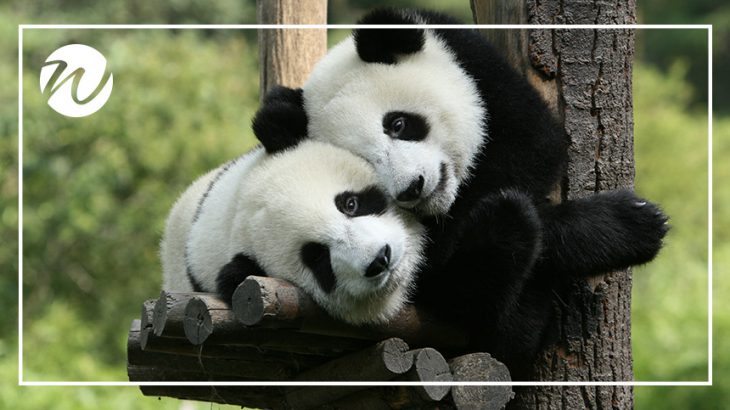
[471,0,636,408]
[256,0,327,98]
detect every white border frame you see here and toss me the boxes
[18,23,713,387]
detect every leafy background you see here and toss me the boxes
[1,0,726,408]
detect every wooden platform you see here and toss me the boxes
[128,276,514,409]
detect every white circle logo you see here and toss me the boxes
[40,44,114,118]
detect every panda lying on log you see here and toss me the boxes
[252,8,669,379]
[161,140,425,325]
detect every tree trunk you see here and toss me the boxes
[471,1,637,408]
[256,0,328,99]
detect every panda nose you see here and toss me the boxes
[365,245,391,278]
[396,175,424,202]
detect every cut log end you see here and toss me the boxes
[183,296,213,345]
[381,338,412,375]
[449,353,514,410]
[151,291,169,336]
[233,277,266,326]
[408,348,453,401]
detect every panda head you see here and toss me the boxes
[240,140,425,324]
[253,9,486,216]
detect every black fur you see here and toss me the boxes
[250,8,669,380]
[301,242,336,293]
[354,8,425,64]
[216,253,266,303]
[537,189,669,277]
[252,86,308,153]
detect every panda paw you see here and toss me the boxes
[600,190,670,265]
[464,189,543,270]
[540,189,669,276]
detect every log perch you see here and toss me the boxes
[130,287,513,409]
[140,385,288,410]
[285,338,413,409]
[233,275,470,350]
[183,294,236,345]
[449,353,513,410]
[400,347,453,402]
[153,290,204,338]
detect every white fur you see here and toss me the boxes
[303,32,486,215]
[161,141,425,324]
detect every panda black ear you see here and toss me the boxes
[354,8,425,64]
[252,85,308,153]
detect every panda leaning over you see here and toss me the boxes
[161,140,425,325]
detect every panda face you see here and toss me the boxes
[238,141,424,324]
[303,32,486,215]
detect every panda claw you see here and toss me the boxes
[633,201,647,208]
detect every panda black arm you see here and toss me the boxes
[420,189,542,320]
[252,86,308,153]
[536,189,669,278]
[216,253,267,304]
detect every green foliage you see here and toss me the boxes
[634,116,730,408]
[631,64,730,408]
[20,28,260,377]
[631,63,708,382]
[637,0,730,113]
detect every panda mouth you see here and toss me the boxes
[422,162,449,203]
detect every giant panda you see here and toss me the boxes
[161,140,425,325]
[252,8,669,377]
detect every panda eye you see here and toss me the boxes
[391,117,406,135]
[344,196,359,216]
[383,111,429,142]
[335,188,386,217]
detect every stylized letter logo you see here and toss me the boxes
[40,44,114,118]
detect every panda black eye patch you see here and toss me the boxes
[335,186,387,217]
[382,111,429,141]
[301,242,336,293]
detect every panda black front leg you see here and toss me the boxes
[433,189,543,318]
[215,253,267,304]
[537,189,669,278]
[463,189,543,271]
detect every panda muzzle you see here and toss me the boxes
[365,245,391,278]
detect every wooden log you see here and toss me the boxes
[130,319,303,380]
[234,275,320,326]
[326,386,450,410]
[140,385,288,410]
[323,348,453,409]
[232,276,470,350]
[181,294,371,356]
[140,299,155,330]
[138,299,160,351]
[449,353,513,410]
[400,348,453,402]
[183,294,234,345]
[152,290,204,338]
[257,0,327,97]
[131,320,329,379]
[141,335,325,370]
[320,389,393,410]
[284,338,412,409]
[128,365,253,382]
[140,325,198,353]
